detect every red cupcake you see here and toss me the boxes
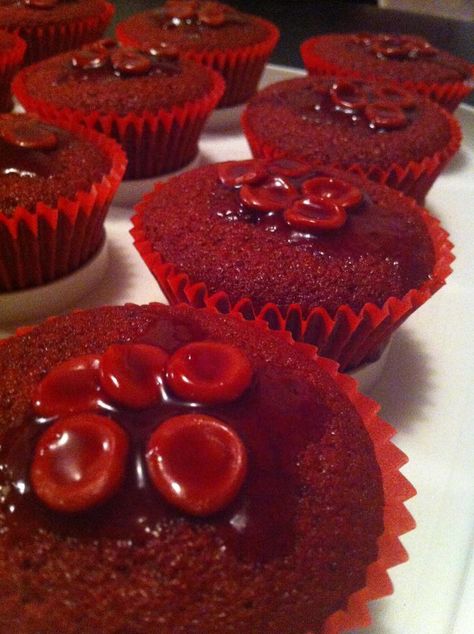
[301,33,474,112]
[0,302,414,633]
[0,113,126,293]
[0,30,26,112]
[13,39,225,179]
[241,75,461,204]
[131,159,453,371]
[0,0,114,65]
[116,0,279,108]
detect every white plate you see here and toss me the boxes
[1,65,474,634]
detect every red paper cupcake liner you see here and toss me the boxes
[13,68,225,180]
[241,102,462,204]
[0,31,26,112]
[131,186,453,372]
[9,1,114,66]
[0,122,126,292]
[1,303,416,632]
[300,37,474,113]
[117,18,280,108]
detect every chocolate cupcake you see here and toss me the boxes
[0,0,114,65]
[300,33,474,112]
[0,113,126,292]
[131,159,453,371]
[0,302,414,633]
[0,29,26,112]
[116,0,279,108]
[13,39,225,179]
[241,75,461,203]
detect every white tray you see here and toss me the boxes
[1,65,474,634]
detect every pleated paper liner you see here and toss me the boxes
[0,303,416,633]
[300,38,474,113]
[131,187,453,372]
[6,1,114,66]
[116,17,280,108]
[241,101,462,204]
[13,68,225,180]
[0,31,25,113]
[0,122,126,293]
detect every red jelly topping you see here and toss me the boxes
[302,176,363,211]
[218,160,267,187]
[33,354,104,418]
[240,177,299,212]
[30,413,129,513]
[354,33,437,60]
[146,413,247,516]
[100,344,168,409]
[165,341,252,404]
[0,114,57,151]
[365,101,407,129]
[284,198,347,232]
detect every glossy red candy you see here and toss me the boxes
[71,49,108,70]
[302,176,362,211]
[165,341,252,404]
[110,48,152,76]
[31,413,129,513]
[0,115,57,151]
[218,160,267,187]
[284,198,347,232]
[100,344,168,409]
[146,413,247,516]
[371,36,412,59]
[33,354,104,418]
[23,0,58,8]
[330,81,368,111]
[365,101,407,129]
[240,177,299,212]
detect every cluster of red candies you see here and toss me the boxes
[0,113,58,150]
[30,340,253,517]
[329,79,416,130]
[218,158,363,232]
[71,39,178,76]
[353,32,437,60]
[163,0,237,27]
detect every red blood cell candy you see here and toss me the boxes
[110,48,152,76]
[71,49,108,71]
[365,102,407,129]
[375,85,416,109]
[33,354,104,418]
[240,177,299,212]
[302,176,362,211]
[146,413,247,516]
[31,413,129,513]
[217,160,267,187]
[100,344,168,409]
[0,114,57,151]
[330,81,368,111]
[165,341,252,404]
[284,198,347,232]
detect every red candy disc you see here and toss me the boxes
[375,85,416,109]
[100,344,168,409]
[71,49,108,70]
[240,177,299,212]
[146,414,247,516]
[31,413,129,513]
[284,198,347,232]
[33,354,104,418]
[302,176,362,211]
[365,101,407,129]
[110,48,152,76]
[218,160,267,187]
[0,115,57,151]
[330,81,368,111]
[165,341,252,404]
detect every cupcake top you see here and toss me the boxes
[301,33,473,84]
[0,113,112,216]
[242,75,456,171]
[0,302,384,633]
[116,0,275,53]
[13,39,221,115]
[0,0,111,28]
[135,159,437,316]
